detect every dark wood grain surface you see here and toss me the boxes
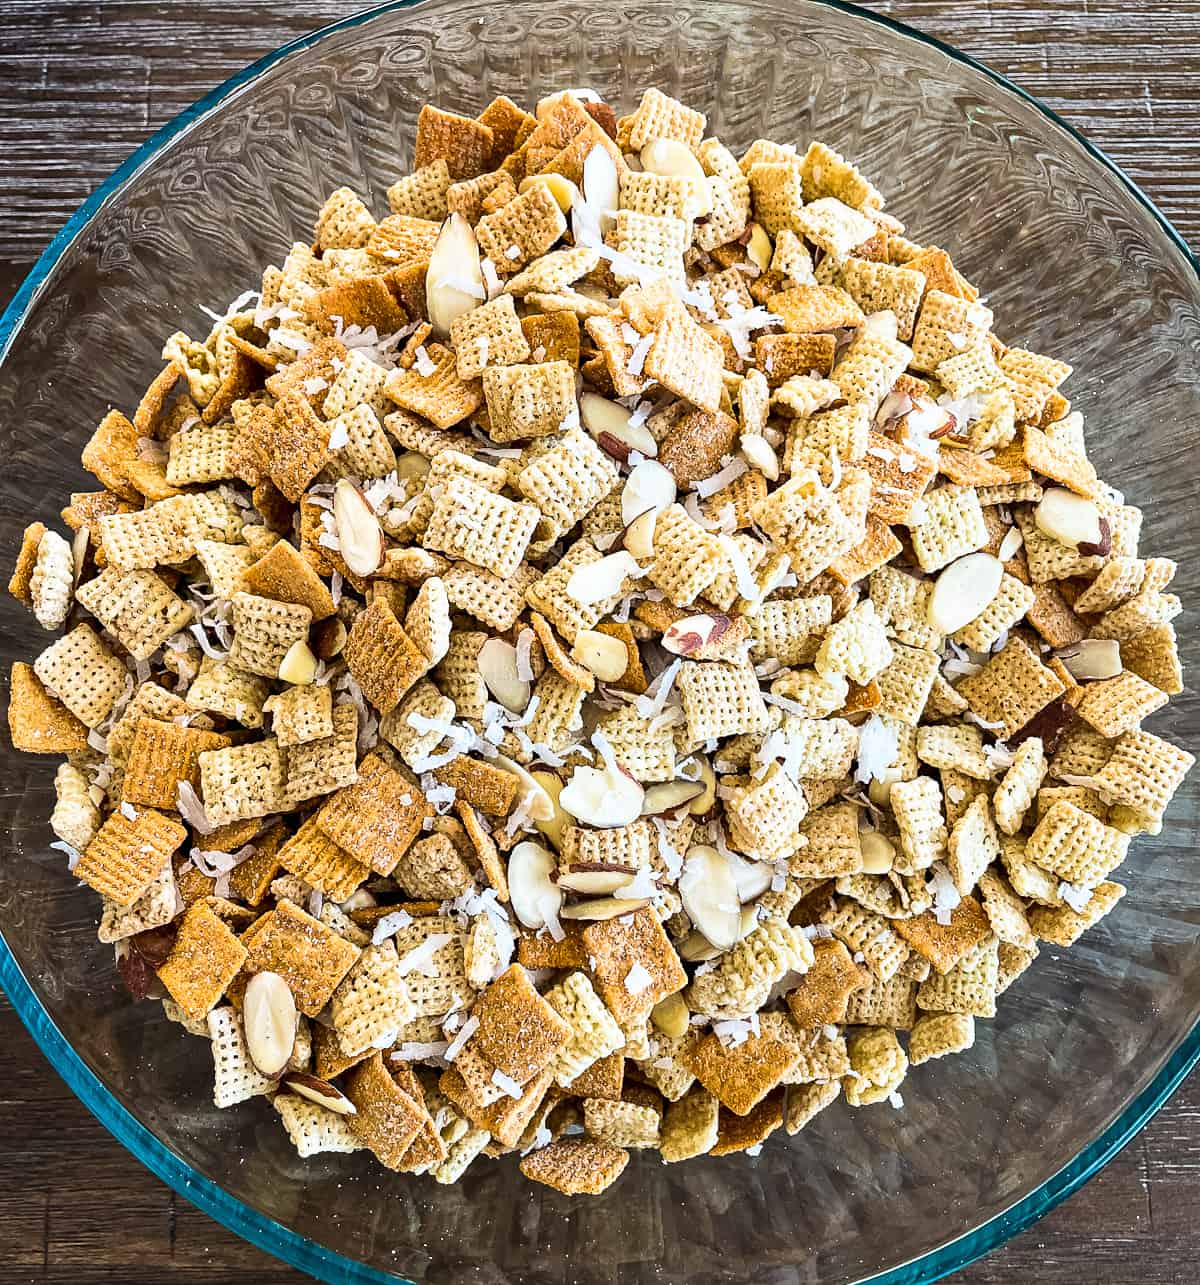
[1,2,1197,1282]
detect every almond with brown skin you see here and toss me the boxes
[282,1071,357,1116]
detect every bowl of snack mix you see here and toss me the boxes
[2,0,1198,1281]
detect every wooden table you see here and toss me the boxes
[0,2,1197,1281]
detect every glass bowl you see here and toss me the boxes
[1,1,1198,1281]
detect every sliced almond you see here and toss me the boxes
[651,991,690,1039]
[282,1071,357,1116]
[570,629,629,682]
[640,779,705,816]
[739,432,779,481]
[662,612,733,657]
[1034,487,1102,549]
[677,930,722,963]
[566,550,642,606]
[927,552,1004,634]
[1057,638,1122,680]
[867,764,905,808]
[278,639,318,685]
[580,392,658,460]
[745,222,772,273]
[477,637,530,713]
[724,848,773,902]
[559,895,650,921]
[623,509,658,562]
[394,451,431,481]
[559,763,645,827]
[507,840,563,930]
[639,139,712,216]
[530,769,569,847]
[557,864,638,895]
[426,211,485,336]
[862,310,899,342]
[243,971,297,1077]
[332,479,384,577]
[679,844,741,950]
[687,755,717,816]
[582,144,619,235]
[621,459,677,526]
[859,830,896,875]
[313,616,347,660]
[491,754,557,825]
[519,172,580,212]
[998,525,1023,561]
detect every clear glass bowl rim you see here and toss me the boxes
[0,2,1196,1282]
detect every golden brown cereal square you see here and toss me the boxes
[517,925,588,970]
[344,599,430,714]
[956,633,1066,740]
[1074,670,1169,739]
[225,821,287,907]
[582,910,687,1027]
[441,1063,555,1149]
[344,1051,429,1168]
[75,807,187,907]
[7,662,89,754]
[519,1136,629,1195]
[470,964,572,1086]
[680,1015,801,1116]
[521,311,580,367]
[709,1090,785,1155]
[432,755,519,817]
[568,1051,626,1103]
[893,895,992,974]
[157,900,248,1019]
[81,410,140,500]
[122,719,231,810]
[240,539,337,622]
[414,104,495,180]
[276,815,370,902]
[7,520,46,606]
[241,898,361,1017]
[784,937,869,1027]
[314,752,430,876]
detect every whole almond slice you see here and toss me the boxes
[650,991,690,1039]
[927,551,1004,635]
[560,895,651,922]
[529,769,569,847]
[740,432,780,481]
[426,212,485,335]
[582,144,619,235]
[640,779,705,816]
[1035,487,1102,549]
[662,612,733,657]
[1057,638,1122,680]
[332,479,384,577]
[620,459,676,526]
[724,848,773,902]
[507,840,562,930]
[278,639,318,685]
[559,763,645,827]
[477,637,530,713]
[519,173,580,212]
[570,629,629,682]
[580,392,658,461]
[566,550,643,606]
[623,509,658,562]
[679,844,741,950]
[283,1071,357,1116]
[491,754,557,826]
[557,864,639,895]
[860,830,896,875]
[243,971,297,1077]
[745,222,772,272]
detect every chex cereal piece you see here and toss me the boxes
[614,210,690,283]
[263,684,334,747]
[821,899,908,982]
[909,291,993,374]
[122,719,230,809]
[1028,880,1126,946]
[992,737,1046,835]
[790,802,861,877]
[892,894,991,974]
[75,807,186,906]
[657,1088,719,1163]
[475,183,567,275]
[842,968,918,1028]
[643,503,724,607]
[841,1027,907,1107]
[483,360,576,442]
[274,1093,363,1158]
[785,937,867,1027]
[385,342,482,429]
[750,597,831,666]
[208,1007,276,1108]
[917,724,991,780]
[583,1089,662,1149]
[424,476,540,579]
[723,765,810,861]
[50,760,101,851]
[781,1079,840,1136]
[227,591,312,679]
[916,937,1000,1019]
[750,471,855,584]
[314,751,428,878]
[951,571,1035,653]
[158,900,248,1019]
[97,862,178,948]
[679,1014,801,1116]
[186,656,270,728]
[583,908,687,1028]
[887,776,949,873]
[395,832,473,898]
[796,196,878,259]
[344,599,430,714]
[344,1052,429,1170]
[519,1136,629,1196]
[449,293,530,381]
[413,103,494,180]
[945,792,1001,895]
[677,659,771,744]
[641,307,725,413]
[1120,623,1183,696]
[284,702,358,804]
[33,623,128,730]
[687,918,814,1017]
[198,739,285,826]
[277,814,369,901]
[909,1013,976,1066]
[626,86,704,150]
[331,942,415,1057]
[240,538,337,621]
[976,869,1036,950]
[839,259,926,339]
[1025,800,1129,888]
[387,157,451,218]
[748,161,805,236]
[910,484,987,572]
[956,634,1066,740]
[815,600,892,686]
[999,347,1072,421]
[243,899,361,1017]
[517,427,618,540]
[1074,670,1168,739]
[6,660,87,754]
[768,283,864,333]
[872,643,941,727]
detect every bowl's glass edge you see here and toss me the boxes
[0,2,1197,1282]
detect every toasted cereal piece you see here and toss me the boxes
[122,719,230,809]
[97,860,178,943]
[998,347,1072,421]
[768,283,864,334]
[868,565,941,651]
[909,291,993,374]
[640,308,725,414]
[748,161,805,236]
[1119,623,1182,696]
[992,737,1046,835]
[873,642,941,727]
[242,899,361,1017]
[915,936,999,1019]
[842,967,919,1028]
[24,527,73,630]
[207,1006,275,1108]
[263,684,334,747]
[656,1088,719,1162]
[518,1135,628,1195]
[677,659,771,744]
[1028,879,1126,946]
[387,158,451,219]
[622,87,702,152]
[582,908,687,1028]
[394,832,473,899]
[842,1026,907,1107]
[784,937,868,1027]
[838,259,925,339]
[413,103,495,180]
[331,942,415,1057]
[32,623,128,730]
[516,427,619,541]
[198,739,285,826]
[283,702,358,805]
[582,1092,661,1149]
[344,599,430,714]
[1073,670,1168,739]
[1022,423,1097,498]
[385,342,483,429]
[820,897,910,982]
[1024,800,1129,889]
[381,680,455,769]
[975,868,1036,951]
[956,635,1067,741]
[641,503,723,607]
[951,572,1035,652]
[525,539,627,643]
[423,476,540,579]
[75,567,195,662]
[74,805,186,907]
[226,591,312,679]
[909,1012,976,1065]
[343,1051,430,1169]
[917,724,990,780]
[892,893,992,974]
[677,1014,798,1116]
[276,812,370,901]
[798,139,881,209]
[7,661,89,754]
[749,471,857,584]
[945,792,1001,895]
[313,186,375,250]
[588,705,674,784]
[687,917,814,1017]
[158,900,248,1018]
[449,293,530,382]
[888,776,949,874]
[482,360,577,443]
[185,656,270,728]
[400,577,450,669]
[475,183,567,275]
[274,1092,364,1158]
